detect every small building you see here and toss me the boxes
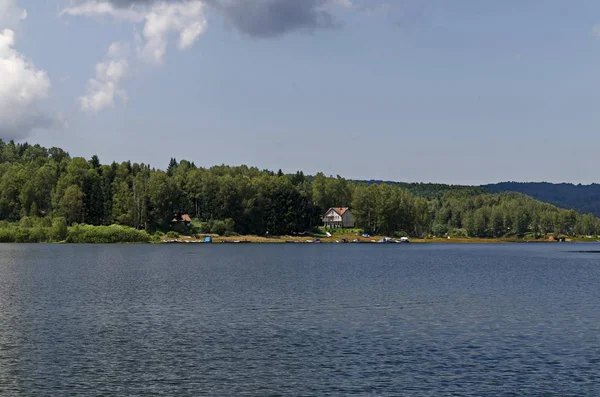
[172,212,192,226]
[323,207,354,228]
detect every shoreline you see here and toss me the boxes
[161,235,597,244]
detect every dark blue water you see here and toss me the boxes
[1,243,599,396]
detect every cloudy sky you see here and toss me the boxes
[2,0,600,184]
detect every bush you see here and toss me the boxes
[29,226,48,243]
[224,219,236,235]
[50,217,68,241]
[393,231,409,238]
[0,220,150,244]
[449,228,468,238]
[199,219,236,236]
[0,228,16,243]
[210,220,227,236]
[13,227,31,243]
[198,222,212,234]
[0,219,59,243]
[67,224,151,243]
[166,231,179,239]
[19,216,33,228]
[432,223,448,237]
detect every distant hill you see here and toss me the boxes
[358,180,600,216]
[358,180,486,199]
[486,182,600,216]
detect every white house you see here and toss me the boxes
[323,207,354,228]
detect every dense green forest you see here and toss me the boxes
[358,180,486,199]
[1,140,599,242]
[486,182,600,217]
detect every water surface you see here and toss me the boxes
[1,243,599,396]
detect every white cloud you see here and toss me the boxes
[0,24,53,140]
[80,42,129,113]
[0,0,27,28]
[63,0,353,112]
[62,0,206,65]
[60,0,144,22]
[138,1,206,64]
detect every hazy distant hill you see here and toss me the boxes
[486,182,600,216]
[359,180,600,216]
[358,180,486,198]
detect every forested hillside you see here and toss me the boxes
[486,182,600,217]
[1,140,599,240]
[359,180,486,199]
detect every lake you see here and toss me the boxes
[1,243,599,396]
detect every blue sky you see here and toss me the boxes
[2,0,600,184]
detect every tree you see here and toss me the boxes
[133,169,150,230]
[148,171,180,229]
[489,207,505,237]
[82,169,104,225]
[50,217,68,241]
[413,197,430,237]
[89,155,101,169]
[112,181,134,226]
[2,139,600,241]
[167,158,178,176]
[352,184,377,233]
[312,172,328,212]
[466,207,490,238]
[58,185,85,225]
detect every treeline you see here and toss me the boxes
[1,139,599,239]
[487,182,600,217]
[358,180,486,199]
[352,184,599,237]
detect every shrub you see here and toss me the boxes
[0,228,16,243]
[432,223,448,237]
[50,217,68,242]
[165,231,179,239]
[224,218,236,235]
[19,216,33,228]
[13,228,31,243]
[210,220,227,236]
[198,222,212,234]
[67,224,151,243]
[449,228,468,238]
[29,226,48,243]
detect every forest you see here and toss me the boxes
[0,140,599,242]
[487,182,600,217]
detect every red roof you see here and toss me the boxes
[325,207,350,216]
[172,213,192,223]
